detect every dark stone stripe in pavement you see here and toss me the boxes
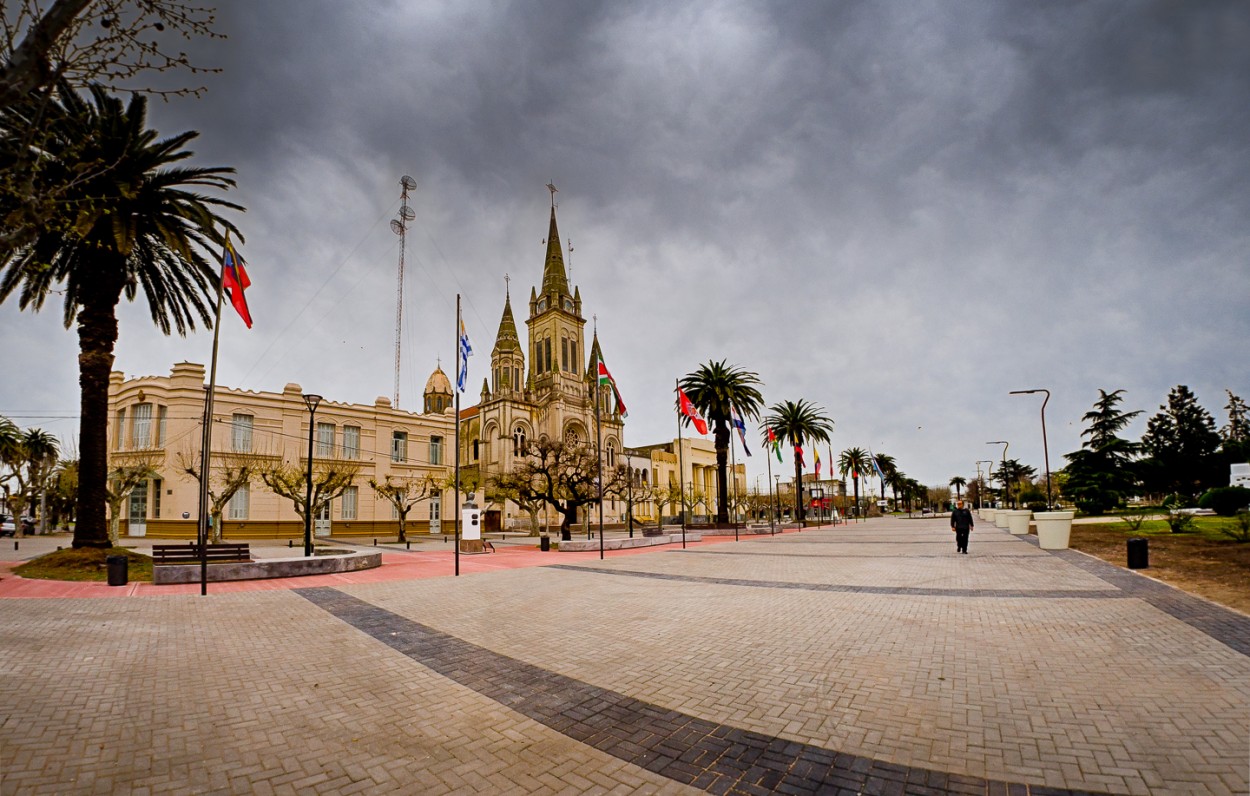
[549,565,1127,599]
[686,551,1042,560]
[297,587,1103,796]
[1026,543,1250,658]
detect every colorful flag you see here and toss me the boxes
[814,447,821,477]
[872,455,886,482]
[597,360,628,418]
[768,428,782,463]
[457,317,472,392]
[677,387,708,435]
[221,234,252,328]
[795,444,805,469]
[731,406,751,456]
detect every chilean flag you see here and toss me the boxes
[221,235,252,328]
[677,387,708,435]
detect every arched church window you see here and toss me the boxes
[561,336,569,372]
[544,338,552,372]
[514,427,527,455]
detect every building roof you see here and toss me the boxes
[424,365,452,397]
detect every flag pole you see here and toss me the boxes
[765,432,775,535]
[675,379,686,549]
[196,239,230,597]
[594,373,604,560]
[454,294,461,577]
[730,433,739,542]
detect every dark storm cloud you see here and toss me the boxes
[3,0,1247,487]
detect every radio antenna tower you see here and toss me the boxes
[391,175,417,407]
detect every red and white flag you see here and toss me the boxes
[677,387,708,435]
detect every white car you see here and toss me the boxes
[0,515,15,537]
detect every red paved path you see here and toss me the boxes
[0,527,810,598]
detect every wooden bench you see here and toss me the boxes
[152,543,252,565]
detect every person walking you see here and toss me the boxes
[950,499,974,554]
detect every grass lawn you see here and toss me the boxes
[13,547,153,583]
[1068,517,1250,614]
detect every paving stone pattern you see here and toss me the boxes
[1,517,1246,795]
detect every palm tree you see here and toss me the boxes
[838,447,872,519]
[0,85,240,548]
[762,399,833,523]
[874,452,896,507]
[679,360,764,524]
[886,468,906,512]
[949,476,967,501]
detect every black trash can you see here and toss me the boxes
[540,535,551,552]
[106,554,128,586]
[1127,537,1148,570]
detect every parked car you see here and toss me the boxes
[0,514,15,537]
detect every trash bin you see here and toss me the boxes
[106,554,128,586]
[1127,537,1148,570]
[540,535,551,552]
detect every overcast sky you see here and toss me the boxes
[2,0,1248,491]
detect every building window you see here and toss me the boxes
[341,486,358,520]
[317,422,335,457]
[429,435,443,465]
[229,483,250,520]
[157,406,167,446]
[513,367,520,389]
[561,336,569,371]
[472,438,480,461]
[132,402,152,448]
[342,426,360,459]
[152,478,162,518]
[606,443,615,468]
[430,495,441,522]
[392,431,408,463]
[231,413,253,453]
[513,427,527,455]
[114,408,126,450]
[544,338,552,372]
[570,342,577,374]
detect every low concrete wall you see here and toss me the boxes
[152,550,381,585]
[558,532,702,552]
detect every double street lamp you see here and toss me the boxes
[303,393,322,557]
[1010,388,1052,509]
[986,440,1009,508]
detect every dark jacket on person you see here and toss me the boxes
[950,507,974,532]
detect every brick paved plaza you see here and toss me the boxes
[1,517,1247,795]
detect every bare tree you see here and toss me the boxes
[176,446,267,543]
[368,474,438,543]
[494,437,626,541]
[259,458,360,536]
[104,447,160,542]
[489,469,546,537]
[1,0,222,107]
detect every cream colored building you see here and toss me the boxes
[106,362,457,538]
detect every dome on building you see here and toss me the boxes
[424,364,453,414]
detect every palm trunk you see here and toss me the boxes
[73,290,121,549]
[793,458,804,522]
[714,421,730,524]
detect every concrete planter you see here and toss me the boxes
[1034,511,1075,549]
[991,509,1007,527]
[1005,509,1033,535]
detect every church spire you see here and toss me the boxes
[541,202,571,300]
[491,277,520,355]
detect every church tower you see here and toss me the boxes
[490,283,524,396]
[526,191,586,402]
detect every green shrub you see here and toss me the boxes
[1196,486,1250,517]
[1219,512,1250,543]
[1165,511,1196,534]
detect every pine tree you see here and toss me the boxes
[1062,389,1141,515]
[1221,390,1250,462]
[1139,385,1221,500]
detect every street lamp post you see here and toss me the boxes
[774,474,781,530]
[986,440,1008,508]
[1010,389,1052,508]
[975,460,994,510]
[303,393,322,557]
